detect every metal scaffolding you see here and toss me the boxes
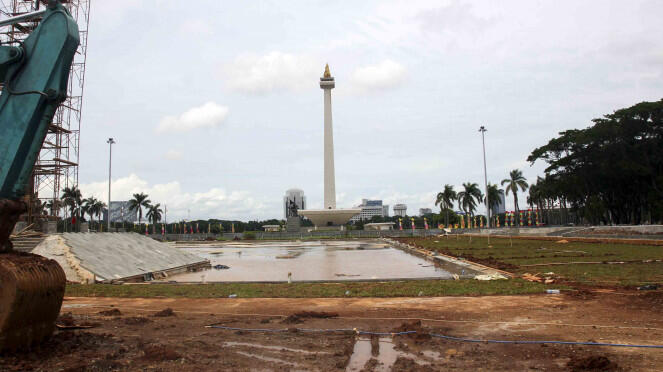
[0,0,91,221]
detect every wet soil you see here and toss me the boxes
[1,291,661,371]
[282,310,339,324]
[152,308,176,317]
[567,355,620,371]
[98,308,122,316]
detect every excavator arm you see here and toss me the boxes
[0,0,79,352]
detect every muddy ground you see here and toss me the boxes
[2,291,662,371]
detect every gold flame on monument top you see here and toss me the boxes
[323,63,331,78]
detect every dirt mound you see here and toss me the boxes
[98,308,122,316]
[141,344,181,361]
[123,316,151,325]
[152,308,176,317]
[567,355,619,371]
[391,357,436,372]
[390,320,431,342]
[282,311,339,324]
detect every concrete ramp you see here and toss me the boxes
[33,233,208,283]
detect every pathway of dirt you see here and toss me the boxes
[2,292,662,371]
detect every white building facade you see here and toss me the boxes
[393,204,407,217]
[350,199,390,222]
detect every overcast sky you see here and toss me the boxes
[78,0,663,221]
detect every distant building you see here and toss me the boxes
[283,188,306,219]
[393,204,407,217]
[364,222,395,231]
[350,199,390,222]
[419,208,433,216]
[491,192,506,215]
[102,201,137,223]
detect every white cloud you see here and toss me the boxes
[79,174,268,221]
[223,52,321,94]
[350,60,407,91]
[164,150,183,160]
[179,19,213,36]
[156,102,229,134]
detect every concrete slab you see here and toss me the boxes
[34,233,208,282]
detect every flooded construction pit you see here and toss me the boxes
[164,240,463,282]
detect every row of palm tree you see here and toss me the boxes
[128,192,163,233]
[51,188,164,233]
[435,169,530,226]
[82,197,106,227]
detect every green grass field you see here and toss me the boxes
[399,236,663,286]
[65,278,551,298]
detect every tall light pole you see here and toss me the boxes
[479,126,490,228]
[106,138,115,232]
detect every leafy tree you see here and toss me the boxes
[146,203,163,234]
[501,169,528,214]
[435,184,457,226]
[528,99,663,224]
[128,193,151,225]
[457,182,483,217]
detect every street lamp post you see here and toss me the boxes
[479,126,490,228]
[106,138,115,232]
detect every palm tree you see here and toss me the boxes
[485,183,505,213]
[46,199,58,216]
[128,193,151,225]
[146,203,163,234]
[457,182,483,218]
[82,197,98,223]
[435,184,457,226]
[84,198,105,231]
[501,169,529,214]
[36,200,48,215]
[62,186,82,229]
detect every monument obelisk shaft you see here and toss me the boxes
[320,64,336,209]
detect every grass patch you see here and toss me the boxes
[65,279,552,298]
[400,236,663,286]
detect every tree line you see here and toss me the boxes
[527,99,663,225]
[435,99,663,226]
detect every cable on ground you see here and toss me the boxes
[205,324,663,349]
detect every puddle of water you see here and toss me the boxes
[346,337,434,372]
[376,339,400,371]
[346,337,373,372]
[165,240,455,282]
[61,304,91,308]
[223,341,331,355]
[422,350,444,361]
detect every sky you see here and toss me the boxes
[77,0,663,221]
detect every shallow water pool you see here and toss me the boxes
[163,240,455,282]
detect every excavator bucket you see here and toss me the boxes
[0,252,66,352]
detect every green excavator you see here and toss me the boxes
[0,0,79,351]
